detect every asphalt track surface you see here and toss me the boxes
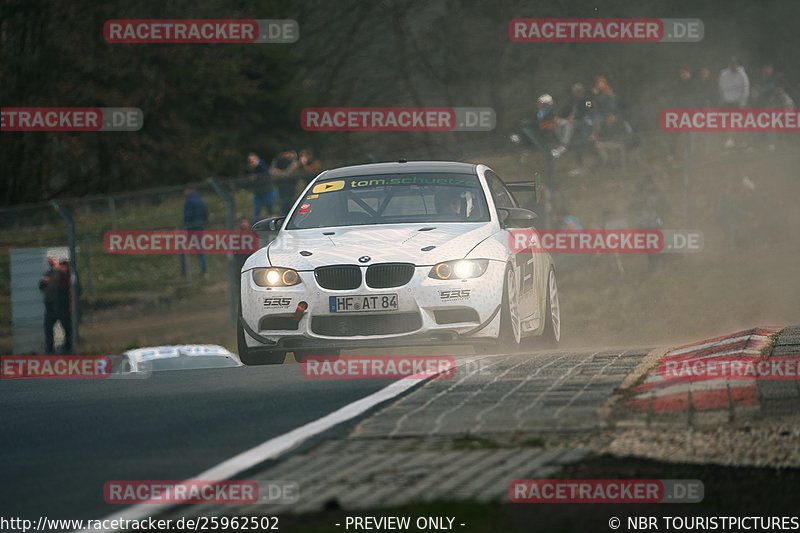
[0,365,395,521]
[4,330,798,528]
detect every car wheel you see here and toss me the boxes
[498,264,522,352]
[539,267,561,347]
[237,315,286,366]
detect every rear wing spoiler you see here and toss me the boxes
[506,172,542,204]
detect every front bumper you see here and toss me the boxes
[240,262,505,351]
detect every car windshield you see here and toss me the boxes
[285,172,490,229]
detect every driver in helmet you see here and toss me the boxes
[434,188,465,220]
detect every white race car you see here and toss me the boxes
[117,344,242,373]
[238,161,560,365]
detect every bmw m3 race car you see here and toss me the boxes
[237,161,560,365]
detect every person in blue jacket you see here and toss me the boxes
[181,187,208,278]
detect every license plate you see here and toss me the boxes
[329,294,398,313]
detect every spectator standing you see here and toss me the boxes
[719,58,750,108]
[770,81,795,108]
[286,148,323,213]
[670,67,696,159]
[750,64,776,107]
[291,148,322,184]
[695,67,717,155]
[718,57,750,149]
[767,81,795,150]
[629,175,669,271]
[270,147,299,215]
[248,152,276,221]
[558,82,595,171]
[181,187,208,279]
[696,67,717,107]
[39,257,61,354]
[673,68,695,109]
[56,259,73,353]
[749,64,777,148]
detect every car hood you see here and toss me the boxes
[255,223,497,270]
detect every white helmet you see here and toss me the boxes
[537,94,554,105]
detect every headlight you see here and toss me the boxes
[252,267,302,287]
[428,259,489,280]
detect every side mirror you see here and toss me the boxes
[252,216,285,232]
[498,207,538,228]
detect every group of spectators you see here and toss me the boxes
[514,76,637,239]
[247,147,321,221]
[672,58,795,152]
[518,58,796,169]
[516,74,636,172]
[177,147,322,279]
[714,58,795,112]
[39,257,73,354]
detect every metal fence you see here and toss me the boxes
[0,138,503,354]
[0,174,316,353]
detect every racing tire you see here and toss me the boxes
[538,267,561,348]
[498,264,522,353]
